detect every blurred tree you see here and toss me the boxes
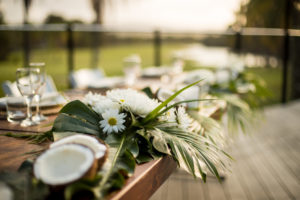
[89,0,104,68]
[44,14,84,24]
[90,0,104,24]
[231,0,300,57]
[234,0,300,28]
[0,10,10,60]
[23,0,32,24]
[44,15,66,24]
[22,0,32,65]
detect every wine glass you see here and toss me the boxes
[16,68,41,127]
[30,62,47,122]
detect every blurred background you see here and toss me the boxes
[0,0,300,105]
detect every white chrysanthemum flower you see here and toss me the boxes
[107,88,160,117]
[83,92,106,107]
[83,92,120,114]
[93,99,120,114]
[159,108,177,123]
[177,106,192,130]
[100,109,126,134]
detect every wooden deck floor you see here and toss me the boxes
[150,101,300,200]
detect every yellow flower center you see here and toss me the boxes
[120,99,125,103]
[108,117,117,126]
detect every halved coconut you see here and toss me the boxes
[34,144,97,186]
[156,88,187,107]
[50,134,108,169]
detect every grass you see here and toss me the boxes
[0,42,184,96]
[245,67,282,105]
[0,43,282,105]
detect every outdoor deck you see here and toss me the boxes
[151,100,300,200]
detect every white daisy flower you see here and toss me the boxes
[177,106,192,130]
[100,109,126,134]
[107,88,160,117]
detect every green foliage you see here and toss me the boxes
[2,80,234,198]
[0,160,49,200]
[142,79,202,124]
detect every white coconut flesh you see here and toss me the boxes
[34,144,94,186]
[50,134,107,159]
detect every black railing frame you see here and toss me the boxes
[1,24,300,103]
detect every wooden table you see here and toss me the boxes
[0,79,223,199]
[0,90,178,200]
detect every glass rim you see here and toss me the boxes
[16,67,41,72]
[29,62,45,67]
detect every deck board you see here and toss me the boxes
[150,100,300,200]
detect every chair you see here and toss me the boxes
[1,75,58,96]
[69,68,106,89]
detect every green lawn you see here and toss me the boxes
[0,42,184,96]
[245,67,282,105]
[0,43,282,106]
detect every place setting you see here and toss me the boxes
[0,63,67,130]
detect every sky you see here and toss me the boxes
[0,0,243,31]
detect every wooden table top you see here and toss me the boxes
[0,89,178,200]
[0,80,222,199]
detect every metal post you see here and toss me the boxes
[67,24,74,88]
[281,0,291,103]
[23,29,30,67]
[234,30,242,53]
[154,30,161,66]
[91,30,99,69]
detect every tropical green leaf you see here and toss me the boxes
[141,87,154,99]
[142,80,202,124]
[128,139,139,158]
[94,130,136,198]
[136,153,154,164]
[52,113,100,136]
[117,150,136,176]
[4,131,53,144]
[146,125,230,181]
[220,94,254,134]
[156,98,216,119]
[59,100,100,126]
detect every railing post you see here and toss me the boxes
[67,24,74,88]
[23,27,30,67]
[281,31,289,103]
[154,30,161,66]
[281,0,291,104]
[234,29,242,53]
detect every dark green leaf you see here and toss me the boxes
[136,153,154,164]
[117,150,136,176]
[52,113,100,136]
[141,87,154,99]
[59,100,100,126]
[128,139,139,158]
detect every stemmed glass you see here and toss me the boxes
[30,62,47,122]
[16,68,41,127]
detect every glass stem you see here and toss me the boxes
[36,95,40,115]
[25,96,33,120]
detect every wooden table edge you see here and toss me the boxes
[110,156,177,200]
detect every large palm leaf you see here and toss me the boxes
[139,125,231,181]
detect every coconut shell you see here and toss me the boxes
[34,144,97,188]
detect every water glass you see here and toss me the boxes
[16,67,41,127]
[5,95,26,123]
[30,62,47,122]
[123,55,141,86]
